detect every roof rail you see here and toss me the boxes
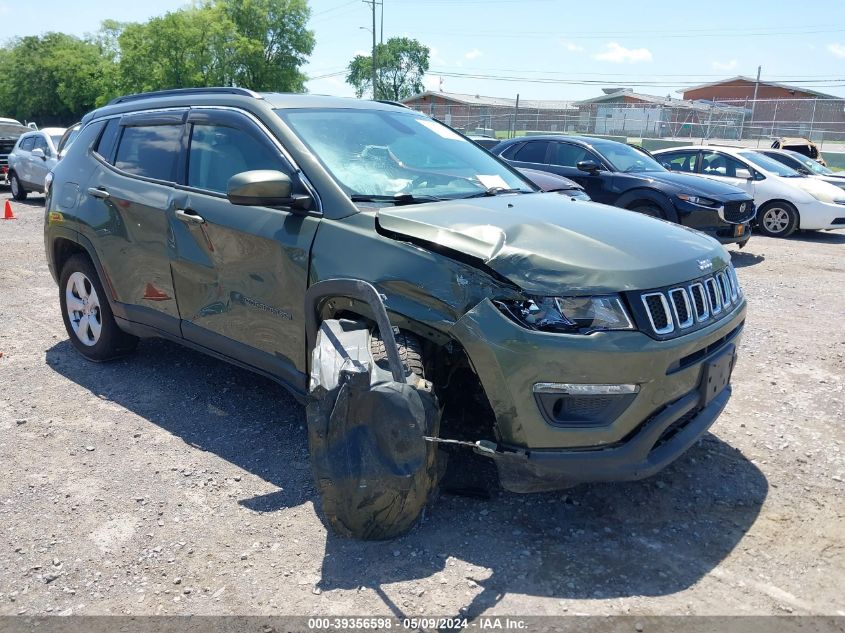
[108,87,263,105]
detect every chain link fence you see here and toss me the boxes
[405,97,845,148]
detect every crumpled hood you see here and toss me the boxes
[376,194,729,295]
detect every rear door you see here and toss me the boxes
[503,140,552,170]
[699,150,755,196]
[14,135,35,184]
[80,110,187,336]
[658,150,701,174]
[170,108,321,391]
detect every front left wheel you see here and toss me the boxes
[59,254,138,361]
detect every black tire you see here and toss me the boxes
[370,329,425,377]
[313,329,441,540]
[630,203,665,219]
[59,254,138,361]
[9,173,27,201]
[757,201,798,238]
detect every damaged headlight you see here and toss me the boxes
[497,295,635,334]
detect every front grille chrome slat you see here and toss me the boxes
[639,266,741,338]
[641,292,674,335]
[668,288,694,329]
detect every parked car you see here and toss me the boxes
[466,134,500,150]
[56,122,82,159]
[754,148,845,191]
[654,145,845,238]
[7,127,66,200]
[46,88,746,539]
[1,119,30,187]
[516,167,590,199]
[491,135,755,246]
[770,137,826,166]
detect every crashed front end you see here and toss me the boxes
[372,198,746,493]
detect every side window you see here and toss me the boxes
[95,119,121,162]
[33,136,50,154]
[19,136,35,151]
[661,151,698,173]
[498,143,523,160]
[550,143,592,168]
[187,122,284,194]
[701,152,752,179]
[114,124,182,181]
[513,141,549,163]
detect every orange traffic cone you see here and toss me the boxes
[2,200,15,220]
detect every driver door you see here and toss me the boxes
[170,108,321,393]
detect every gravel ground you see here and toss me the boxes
[0,193,843,618]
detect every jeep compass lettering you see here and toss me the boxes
[45,89,746,539]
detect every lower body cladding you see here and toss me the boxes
[451,297,746,493]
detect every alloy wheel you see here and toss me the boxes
[65,272,103,346]
[762,207,790,234]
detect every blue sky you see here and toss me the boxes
[2,0,844,101]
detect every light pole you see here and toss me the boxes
[358,25,377,100]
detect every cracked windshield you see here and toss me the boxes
[279,108,532,200]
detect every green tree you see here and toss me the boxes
[118,4,237,94]
[0,33,112,125]
[346,37,429,100]
[218,0,314,92]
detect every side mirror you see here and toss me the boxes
[31,148,46,160]
[576,160,601,173]
[227,170,312,211]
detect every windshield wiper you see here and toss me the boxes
[458,187,530,199]
[350,193,445,205]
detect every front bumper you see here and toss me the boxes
[794,198,845,230]
[451,297,745,451]
[489,380,730,492]
[673,199,754,244]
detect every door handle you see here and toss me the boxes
[175,208,205,224]
[87,187,110,199]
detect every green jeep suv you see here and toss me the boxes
[44,88,746,539]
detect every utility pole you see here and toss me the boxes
[363,0,380,99]
[750,65,761,135]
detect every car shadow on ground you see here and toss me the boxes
[729,250,765,268]
[789,230,845,244]
[45,337,768,617]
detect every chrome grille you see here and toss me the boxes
[722,201,755,224]
[638,266,742,337]
[690,283,709,321]
[641,292,674,334]
[668,288,694,329]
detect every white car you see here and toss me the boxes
[654,145,845,238]
[7,127,66,201]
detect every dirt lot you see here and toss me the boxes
[0,193,843,618]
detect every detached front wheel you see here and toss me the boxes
[307,323,441,540]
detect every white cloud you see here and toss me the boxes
[423,74,442,92]
[712,59,737,71]
[561,41,584,52]
[430,46,448,66]
[464,48,482,60]
[594,42,653,64]
[828,43,845,59]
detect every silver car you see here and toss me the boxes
[7,127,66,201]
